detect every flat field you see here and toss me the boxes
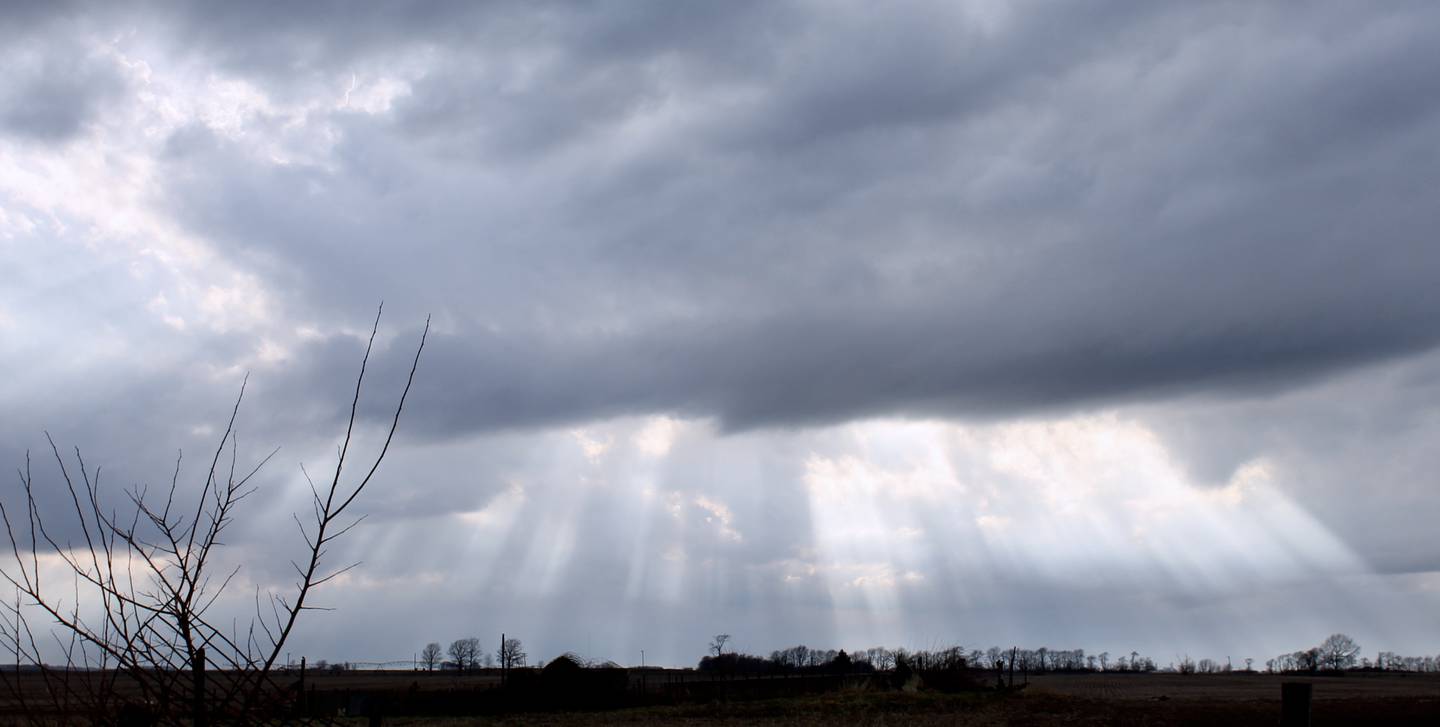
[1029,671,1440,702]
[360,671,1440,725]
[3,670,1437,725]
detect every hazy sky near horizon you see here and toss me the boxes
[3,1,1440,667]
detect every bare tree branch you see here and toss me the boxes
[0,306,428,724]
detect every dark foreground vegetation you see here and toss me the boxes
[2,660,1436,724]
[361,677,1440,727]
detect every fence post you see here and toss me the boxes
[1281,682,1312,727]
[191,647,207,727]
[368,695,384,727]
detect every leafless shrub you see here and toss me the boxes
[0,306,427,724]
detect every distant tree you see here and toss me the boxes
[1098,652,1109,671]
[699,651,774,674]
[1295,648,1320,673]
[1317,634,1360,671]
[1244,657,1253,672]
[868,647,895,670]
[894,648,911,670]
[449,638,479,672]
[710,634,732,657]
[421,642,443,671]
[499,638,526,669]
[791,645,810,668]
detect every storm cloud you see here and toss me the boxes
[146,0,1440,433]
[3,1,1440,666]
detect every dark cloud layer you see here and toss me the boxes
[135,0,1440,436]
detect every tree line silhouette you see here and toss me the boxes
[641,632,1438,677]
[300,633,1440,680]
[414,637,526,672]
[1264,633,1439,674]
[693,637,1147,677]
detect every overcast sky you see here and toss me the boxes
[3,0,1440,668]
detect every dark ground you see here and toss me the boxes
[347,671,1440,725]
[3,669,1437,724]
[363,690,1437,726]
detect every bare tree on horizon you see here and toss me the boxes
[1318,633,1361,671]
[421,642,442,671]
[710,634,731,657]
[498,637,526,670]
[448,638,479,672]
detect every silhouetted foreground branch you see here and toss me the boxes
[0,305,427,724]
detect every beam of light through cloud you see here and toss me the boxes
[179,411,1436,668]
[795,415,1389,654]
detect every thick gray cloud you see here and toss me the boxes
[134,0,1440,435]
[4,1,1440,666]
